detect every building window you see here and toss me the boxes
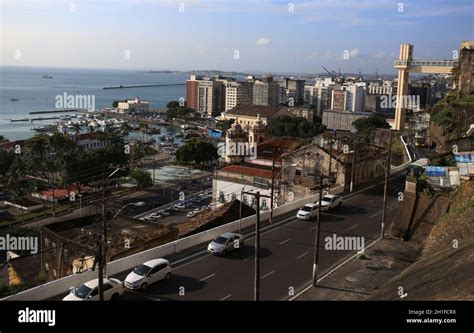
[51,242,56,256]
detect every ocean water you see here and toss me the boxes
[0,66,188,140]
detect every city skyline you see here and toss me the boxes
[1,0,473,74]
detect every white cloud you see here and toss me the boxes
[256,37,270,46]
[349,48,360,57]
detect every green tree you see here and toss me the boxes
[129,169,153,189]
[272,116,326,138]
[176,139,217,164]
[352,115,390,142]
[112,101,119,108]
[167,100,180,109]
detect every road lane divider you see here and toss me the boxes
[199,273,216,282]
[261,270,276,280]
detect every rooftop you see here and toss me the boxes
[224,105,285,118]
[219,164,273,179]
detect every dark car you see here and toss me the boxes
[0,210,12,219]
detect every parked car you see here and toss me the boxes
[0,210,12,219]
[158,210,170,216]
[296,203,319,220]
[175,202,186,209]
[63,278,124,301]
[187,211,196,218]
[124,259,172,290]
[207,232,244,256]
[149,214,162,220]
[194,207,201,213]
[201,205,210,211]
[317,194,343,211]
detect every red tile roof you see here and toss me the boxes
[221,164,273,179]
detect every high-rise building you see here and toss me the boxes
[253,76,280,106]
[330,84,366,112]
[303,78,337,117]
[186,75,224,117]
[224,81,253,111]
[280,78,305,105]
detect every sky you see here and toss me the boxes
[1,0,473,74]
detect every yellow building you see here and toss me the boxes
[220,105,293,130]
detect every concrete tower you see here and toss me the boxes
[394,44,413,131]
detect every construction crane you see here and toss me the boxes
[321,65,337,78]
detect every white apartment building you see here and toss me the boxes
[368,80,397,95]
[330,84,366,113]
[304,78,337,117]
[224,81,253,111]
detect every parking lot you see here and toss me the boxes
[139,189,213,226]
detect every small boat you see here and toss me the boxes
[41,75,53,79]
[10,98,18,101]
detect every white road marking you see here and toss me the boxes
[348,223,359,230]
[220,294,232,301]
[288,238,381,301]
[309,226,317,232]
[279,238,291,245]
[368,200,374,204]
[369,211,381,218]
[261,270,276,280]
[243,255,254,261]
[199,273,216,282]
[297,251,309,259]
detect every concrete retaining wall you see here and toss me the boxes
[4,186,345,300]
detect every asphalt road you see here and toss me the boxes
[97,173,405,301]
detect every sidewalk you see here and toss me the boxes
[295,237,422,300]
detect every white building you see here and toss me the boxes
[368,80,397,95]
[304,78,337,117]
[117,97,149,114]
[224,81,253,111]
[330,84,366,113]
[74,133,108,151]
[213,164,273,210]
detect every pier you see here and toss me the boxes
[29,109,84,115]
[102,83,185,90]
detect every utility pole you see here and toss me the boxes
[254,191,261,301]
[381,130,393,239]
[242,190,270,301]
[312,170,324,287]
[350,137,357,192]
[98,165,106,301]
[270,147,276,224]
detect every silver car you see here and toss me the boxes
[207,232,244,256]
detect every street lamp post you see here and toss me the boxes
[97,201,145,301]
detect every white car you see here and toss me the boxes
[124,259,172,290]
[207,232,244,256]
[187,211,196,218]
[296,203,319,220]
[63,278,124,301]
[317,194,343,211]
[175,202,186,209]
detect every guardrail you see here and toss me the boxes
[3,186,344,300]
[390,135,413,174]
